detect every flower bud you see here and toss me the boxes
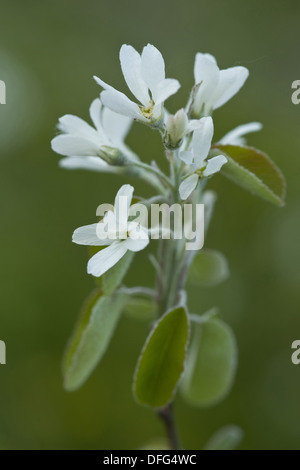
[99,146,128,166]
[165,109,188,148]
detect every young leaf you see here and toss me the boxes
[89,248,134,294]
[204,425,243,450]
[102,250,134,295]
[62,289,125,391]
[188,249,229,287]
[181,318,237,407]
[133,306,189,408]
[212,144,286,207]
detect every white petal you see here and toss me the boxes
[186,119,203,133]
[192,116,214,167]
[89,99,105,136]
[193,53,219,114]
[87,242,127,277]
[114,184,134,225]
[203,155,227,176]
[101,89,144,121]
[72,223,112,246]
[102,107,132,145]
[51,135,100,156]
[213,66,249,110]
[141,44,165,95]
[124,223,149,252]
[123,236,149,252]
[93,75,117,92]
[219,122,263,145]
[153,78,180,105]
[166,109,188,143]
[96,211,120,240]
[179,174,199,200]
[59,156,116,173]
[179,150,194,165]
[120,44,150,105]
[58,114,96,140]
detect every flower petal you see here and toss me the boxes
[179,174,199,200]
[193,53,219,114]
[72,223,112,246]
[114,184,134,226]
[192,116,214,167]
[141,44,165,95]
[203,155,228,176]
[102,106,132,145]
[88,99,108,144]
[51,135,100,156]
[179,150,194,165]
[93,75,116,92]
[219,122,263,145]
[154,78,181,105]
[59,156,117,173]
[124,224,149,252]
[58,114,96,140]
[87,242,127,277]
[186,119,204,133]
[120,44,150,105]
[101,89,144,121]
[213,66,249,110]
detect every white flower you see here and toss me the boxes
[72,184,149,277]
[165,108,203,148]
[94,44,180,125]
[219,122,262,146]
[192,53,249,117]
[51,98,132,170]
[179,117,227,200]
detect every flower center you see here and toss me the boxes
[140,101,154,119]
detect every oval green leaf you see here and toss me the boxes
[102,250,134,295]
[89,248,134,295]
[62,289,125,391]
[204,425,243,450]
[188,249,229,287]
[181,318,237,407]
[213,144,286,207]
[133,306,189,408]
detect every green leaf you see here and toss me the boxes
[188,249,229,287]
[124,297,156,322]
[181,318,237,407]
[62,289,124,391]
[102,250,134,295]
[89,248,134,294]
[213,144,286,207]
[204,425,244,450]
[133,306,189,408]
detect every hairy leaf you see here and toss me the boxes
[213,144,286,206]
[63,289,124,391]
[133,306,189,408]
[182,318,237,407]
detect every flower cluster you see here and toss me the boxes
[52,43,260,277]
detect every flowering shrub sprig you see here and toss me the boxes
[51,44,285,450]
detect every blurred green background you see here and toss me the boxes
[0,0,299,450]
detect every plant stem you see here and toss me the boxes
[158,404,181,450]
[128,160,174,191]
